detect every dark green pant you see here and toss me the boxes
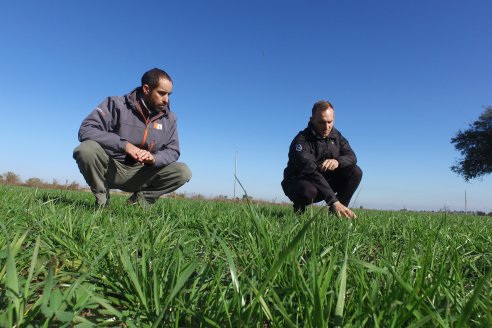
[73,140,191,206]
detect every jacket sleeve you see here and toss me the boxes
[336,132,357,168]
[78,97,128,153]
[288,137,318,175]
[153,116,180,167]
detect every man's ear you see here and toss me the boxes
[309,116,314,124]
[142,84,150,95]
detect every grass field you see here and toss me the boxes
[0,185,491,327]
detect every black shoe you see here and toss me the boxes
[127,193,138,205]
[95,200,110,209]
[293,204,306,215]
[127,192,151,208]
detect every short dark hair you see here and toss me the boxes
[141,68,173,90]
[311,100,334,116]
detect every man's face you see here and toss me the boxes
[142,78,173,112]
[310,107,335,138]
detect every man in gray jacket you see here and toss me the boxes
[73,68,191,207]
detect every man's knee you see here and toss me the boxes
[73,140,103,163]
[352,164,363,182]
[169,162,192,184]
[339,164,362,182]
[283,179,318,205]
[300,184,318,204]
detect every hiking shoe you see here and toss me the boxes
[127,193,138,205]
[127,192,151,208]
[94,191,110,209]
[293,204,306,215]
[94,198,110,209]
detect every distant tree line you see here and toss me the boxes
[0,171,83,191]
[0,171,275,205]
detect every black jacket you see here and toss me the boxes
[282,122,357,204]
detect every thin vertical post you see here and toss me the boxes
[233,151,238,199]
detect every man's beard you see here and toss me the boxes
[142,97,166,115]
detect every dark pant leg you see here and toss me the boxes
[73,140,112,206]
[324,164,362,206]
[281,178,325,212]
[111,161,192,206]
[131,162,192,204]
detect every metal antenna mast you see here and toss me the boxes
[233,151,238,199]
[465,189,467,215]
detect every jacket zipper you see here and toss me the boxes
[135,99,164,150]
[140,127,149,148]
[148,140,155,152]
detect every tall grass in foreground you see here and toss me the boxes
[0,185,491,327]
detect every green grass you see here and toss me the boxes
[0,185,491,327]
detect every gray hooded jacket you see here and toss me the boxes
[78,88,180,167]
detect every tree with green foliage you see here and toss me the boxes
[451,106,492,181]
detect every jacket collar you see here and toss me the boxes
[306,122,336,140]
[127,87,169,119]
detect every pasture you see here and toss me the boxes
[1,185,491,327]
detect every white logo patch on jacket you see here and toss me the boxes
[295,144,302,152]
[96,107,106,116]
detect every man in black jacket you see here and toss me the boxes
[281,100,362,218]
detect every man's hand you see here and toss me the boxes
[319,159,339,172]
[330,201,357,219]
[125,143,156,165]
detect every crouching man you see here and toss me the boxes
[281,100,362,218]
[73,68,191,208]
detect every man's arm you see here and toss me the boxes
[151,117,180,167]
[288,137,318,175]
[336,132,357,168]
[78,97,128,153]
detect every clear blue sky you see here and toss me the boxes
[1,0,490,211]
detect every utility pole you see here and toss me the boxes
[465,189,467,215]
[233,151,238,199]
